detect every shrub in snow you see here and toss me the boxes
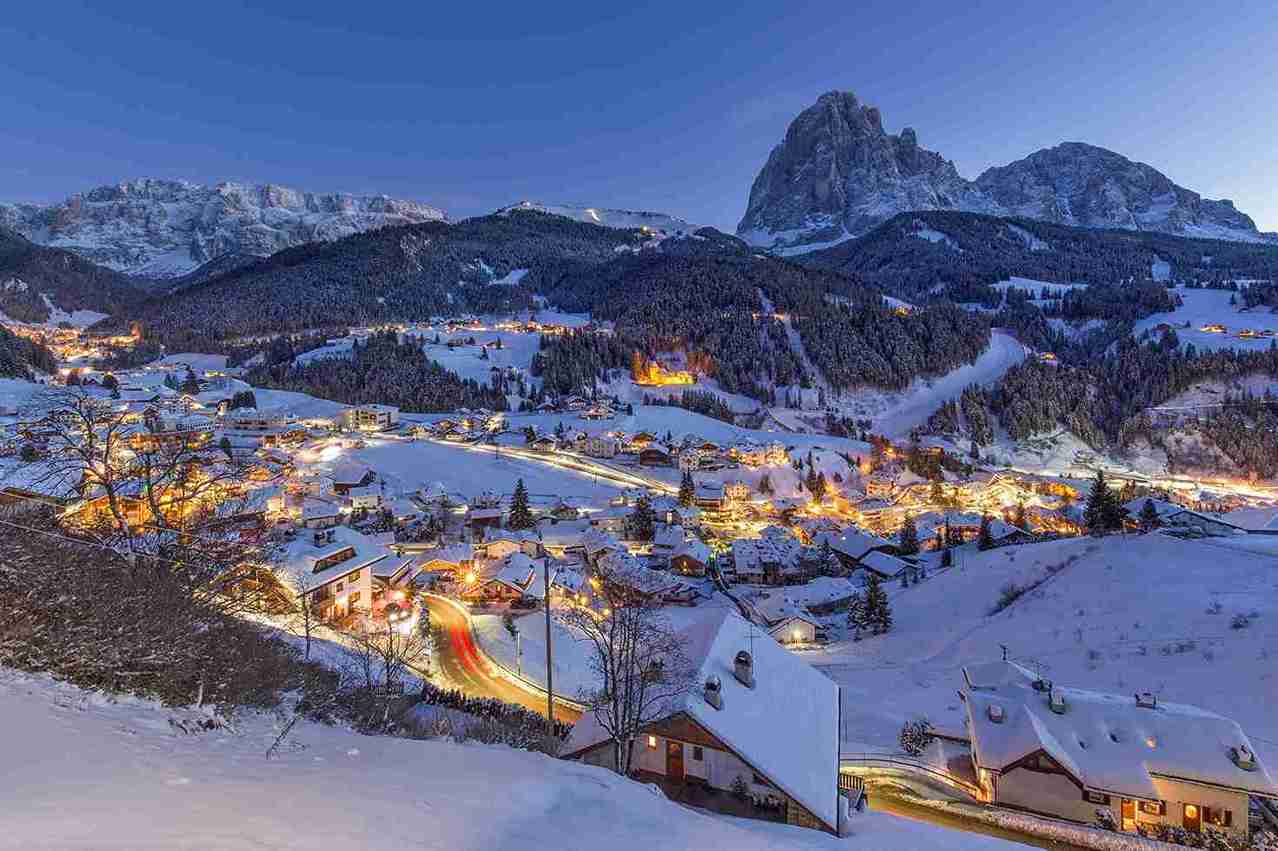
[1231,613,1251,630]
[898,717,935,756]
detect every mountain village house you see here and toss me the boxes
[562,609,841,834]
[338,403,400,432]
[958,660,1278,841]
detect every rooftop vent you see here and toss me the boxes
[734,650,754,689]
[1231,745,1257,771]
[704,675,723,710]
[988,704,1005,724]
[1049,689,1067,715]
[1135,692,1157,709]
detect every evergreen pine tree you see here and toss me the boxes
[629,493,655,541]
[508,479,535,530]
[847,591,868,641]
[678,471,695,508]
[1084,469,1111,534]
[977,514,994,551]
[758,473,773,496]
[863,572,893,635]
[898,515,920,555]
[814,471,828,500]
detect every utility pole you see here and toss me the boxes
[542,552,554,736]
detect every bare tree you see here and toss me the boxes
[560,557,695,776]
[19,386,271,551]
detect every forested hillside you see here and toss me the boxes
[0,228,146,324]
[247,330,510,412]
[0,324,57,378]
[802,211,1278,315]
[126,211,645,349]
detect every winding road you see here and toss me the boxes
[422,595,581,724]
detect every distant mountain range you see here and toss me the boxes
[738,91,1276,252]
[0,179,447,279]
[496,201,706,237]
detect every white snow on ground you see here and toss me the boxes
[294,338,354,365]
[0,667,1015,850]
[805,533,1278,754]
[472,610,599,699]
[152,352,231,372]
[991,276,1086,296]
[249,388,349,422]
[833,331,1030,438]
[489,268,529,286]
[309,435,634,501]
[1133,285,1278,351]
[912,227,959,249]
[37,293,109,328]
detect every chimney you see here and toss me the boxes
[733,650,754,689]
[703,675,723,710]
[987,704,1005,723]
[1048,688,1067,715]
[1135,692,1157,709]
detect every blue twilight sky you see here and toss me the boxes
[2,0,1276,232]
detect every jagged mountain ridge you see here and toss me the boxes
[0,178,447,279]
[738,91,1273,251]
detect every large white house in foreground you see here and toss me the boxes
[561,609,841,834]
[960,659,1278,840]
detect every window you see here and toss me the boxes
[692,746,704,762]
[348,570,361,583]
[1203,807,1232,828]
[647,735,658,749]
[349,591,360,604]
[1139,801,1165,816]
[335,582,344,593]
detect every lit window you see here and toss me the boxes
[1184,804,1198,820]
[647,735,658,749]
[1139,800,1165,816]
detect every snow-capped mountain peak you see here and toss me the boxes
[738,91,1273,251]
[498,200,706,236]
[0,178,448,278]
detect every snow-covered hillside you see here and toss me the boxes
[1133,285,1278,351]
[809,533,1278,756]
[0,668,1015,850]
[498,201,705,236]
[833,330,1030,438]
[0,179,447,278]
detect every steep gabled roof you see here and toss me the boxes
[962,660,1278,800]
[563,609,840,830]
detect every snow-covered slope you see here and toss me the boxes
[809,533,1278,756]
[0,179,448,279]
[498,200,705,236]
[0,667,1014,850]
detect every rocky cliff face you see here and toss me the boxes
[0,179,447,278]
[738,92,1269,250]
[973,143,1261,241]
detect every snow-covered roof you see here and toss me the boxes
[823,528,893,560]
[672,538,710,565]
[962,660,1278,800]
[859,550,909,577]
[563,608,840,830]
[276,525,396,588]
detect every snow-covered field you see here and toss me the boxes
[1133,286,1278,351]
[305,436,635,501]
[0,667,1016,850]
[807,533,1278,755]
[833,331,1030,438]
